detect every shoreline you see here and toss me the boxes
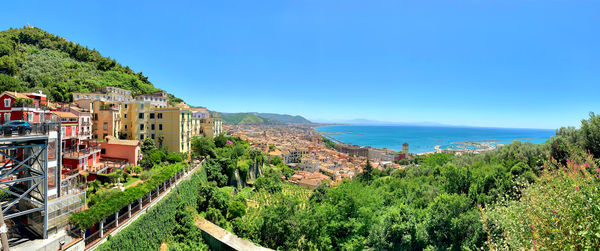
[313,125,552,154]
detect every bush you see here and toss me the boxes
[166,152,183,163]
[484,166,600,250]
[69,163,186,229]
[97,166,208,250]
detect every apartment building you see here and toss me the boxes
[151,107,192,153]
[72,86,133,103]
[133,91,168,108]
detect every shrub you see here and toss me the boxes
[484,165,600,250]
[166,152,183,163]
[69,163,186,229]
[97,167,208,250]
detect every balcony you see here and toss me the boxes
[63,142,101,159]
[0,122,60,139]
[87,158,128,174]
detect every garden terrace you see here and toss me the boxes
[67,163,193,248]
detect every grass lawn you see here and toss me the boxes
[123,176,141,187]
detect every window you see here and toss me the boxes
[151,134,155,139]
[3,113,9,122]
[101,148,106,154]
[159,124,163,130]
[140,104,144,109]
[151,124,155,130]
[3,99,10,107]
[150,113,155,119]
[157,113,163,119]
[138,113,144,119]
[140,124,144,130]
[124,125,128,129]
[124,104,128,109]
[140,134,144,140]
[124,114,128,118]
[103,122,108,130]
[103,133,108,139]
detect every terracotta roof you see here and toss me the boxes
[104,136,140,146]
[2,91,30,99]
[52,111,78,119]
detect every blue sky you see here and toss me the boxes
[1,1,599,129]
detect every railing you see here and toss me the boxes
[90,159,128,174]
[0,122,60,138]
[62,144,101,159]
[74,166,197,249]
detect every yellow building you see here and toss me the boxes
[74,99,122,140]
[121,102,192,153]
[74,90,195,153]
[151,107,192,153]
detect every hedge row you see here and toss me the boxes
[69,163,187,229]
[96,164,208,250]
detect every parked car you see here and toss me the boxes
[1,120,33,135]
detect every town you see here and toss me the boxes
[0,87,416,250]
[226,124,410,189]
[0,87,222,250]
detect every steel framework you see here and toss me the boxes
[0,135,49,239]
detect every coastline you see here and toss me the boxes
[314,124,554,154]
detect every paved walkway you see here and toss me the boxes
[195,217,272,251]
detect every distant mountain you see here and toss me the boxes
[250,113,312,124]
[219,113,281,125]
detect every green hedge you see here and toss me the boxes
[69,163,187,229]
[97,163,208,250]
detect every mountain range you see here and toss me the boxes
[216,112,312,125]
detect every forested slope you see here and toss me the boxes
[0,26,182,103]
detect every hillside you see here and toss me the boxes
[0,26,183,103]
[219,112,281,125]
[250,112,312,124]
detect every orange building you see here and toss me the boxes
[99,136,141,166]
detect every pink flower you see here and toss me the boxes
[533,196,536,200]
[576,186,580,191]
[553,210,557,214]
[585,163,590,168]
[531,225,535,229]
[597,168,600,173]
[226,140,233,146]
[533,240,537,244]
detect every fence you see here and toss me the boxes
[0,122,59,137]
[69,166,196,249]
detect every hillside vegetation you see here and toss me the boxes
[219,112,312,125]
[200,114,600,250]
[251,112,312,124]
[0,27,182,103]
[219,112,281,125]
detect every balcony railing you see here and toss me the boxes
[0,122,60,138]
[63,144,101,159]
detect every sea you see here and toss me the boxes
[315,125,556,154]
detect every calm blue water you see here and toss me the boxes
[315,125,555,153]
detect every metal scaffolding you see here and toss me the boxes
[0,135,49,239]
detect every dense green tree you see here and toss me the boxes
[581,112,600,158]
[191,136,216,158]
[214,133,228,148]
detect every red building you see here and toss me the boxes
[53,111,101,174]
[0,91,51,124]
